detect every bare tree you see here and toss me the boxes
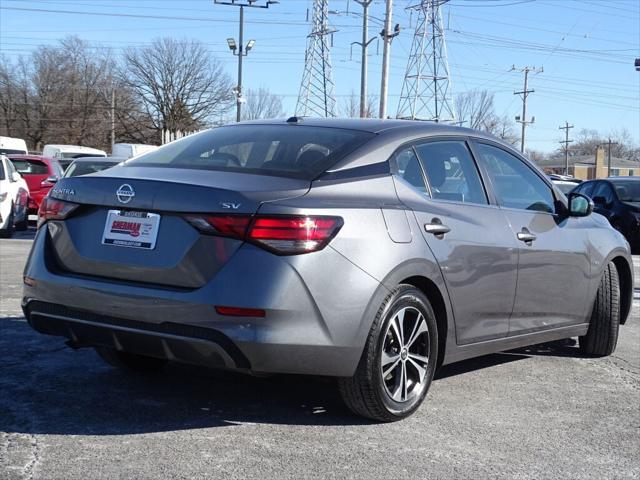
[454,90,495,130]
[484,115,519,146]
[121,38,234,139]
[340,91,378,118]
[241,87,286,121]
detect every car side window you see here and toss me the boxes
[592,182,614,204]
[394,147,429,195]
[0,158,5,180]
[475,143,555,213]
[413,140,487,205]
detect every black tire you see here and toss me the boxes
[338,284,438,422]
[579,262,620,357]
[0,207,15,238]
[95,347,168,373]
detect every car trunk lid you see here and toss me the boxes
[46,167,310,288]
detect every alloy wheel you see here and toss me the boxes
[380,306,430,403]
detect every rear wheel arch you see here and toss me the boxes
[399,275,448,369]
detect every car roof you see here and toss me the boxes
[7,154,56,163]
[237,117,484,136]
[44,145,105,153]
[606,177,640,182]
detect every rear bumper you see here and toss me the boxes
[24,301,251,370]
[22,227,381,377]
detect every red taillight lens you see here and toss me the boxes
[37,197,79,229]
[186,214,343,255]
[248,216,343,254]
[184,215,251,237]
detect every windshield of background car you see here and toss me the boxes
[611,180,640,203]
[64,161,119,178]
[125,125,376,180]
[10,159,49,175]
[0,148,26,155]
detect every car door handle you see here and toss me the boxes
[424,220,451,237]
[517,229,537,244]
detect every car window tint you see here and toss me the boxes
[126,125,375,180]
[577,182,595,197]
[0,158,5,180]
[395,147,428,195]
[10,159,48,175]
[414,141,487,205]
[611,180,640,202]
[592,182,614,204]
[476,143,555,213]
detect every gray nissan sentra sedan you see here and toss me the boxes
[24,118,634,421]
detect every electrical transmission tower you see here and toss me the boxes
[296,0,336,117]
[397,0,455,122]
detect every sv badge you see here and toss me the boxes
[221,202,241,210]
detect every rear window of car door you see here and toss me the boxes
[475,143,555,213]
[413,140,487,205]
[591,182,615,204]
[394,146,429,195]
[574,182,595,197]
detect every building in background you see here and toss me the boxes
[537,146,640,179]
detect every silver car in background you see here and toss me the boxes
[23,118,634,421]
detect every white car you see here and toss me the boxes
[112,143,158,159]
[42,145,107,170]
[0,154,29,237]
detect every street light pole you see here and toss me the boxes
[214,0,278,122]
[237,5,244,122]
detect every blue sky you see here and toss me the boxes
[1,0,638,153]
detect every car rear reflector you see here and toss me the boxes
[215,306,266,318]
[185,214,343,255]
[37,197,79,229]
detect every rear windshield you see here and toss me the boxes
[10,159,49,175]
[64,161,119,178]
[125,125,375,180]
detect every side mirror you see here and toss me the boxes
[11,172,21,182]
[41,176,58,187]
[568,193,593,217]
[592,195,607,207]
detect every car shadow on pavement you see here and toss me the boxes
[0,317,587,435]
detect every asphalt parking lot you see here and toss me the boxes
[1,230,638,480]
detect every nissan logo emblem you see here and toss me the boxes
[116,184,135,204]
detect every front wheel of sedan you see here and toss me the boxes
[579,262,620,357]
[338,285,438,422]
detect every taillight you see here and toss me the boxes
[185,214,343,255]
[37,197,79,229]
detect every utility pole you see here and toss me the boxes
[214,0,277,122]
[512,65,542,153]
[558,121,573,175]
[353,1,375,118]
[110,88,115,152]
[379,0,399,119]
[605,138,619,177]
